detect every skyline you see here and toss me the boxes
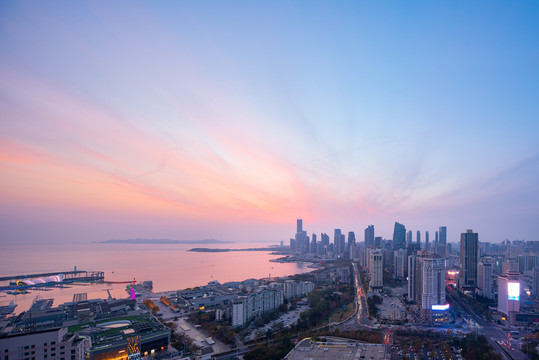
[1,1,538,245]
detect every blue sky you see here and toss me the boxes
[0,1,538,244]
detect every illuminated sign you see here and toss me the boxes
[130,288,136,300]
[431,304,450,311]
[508,282,520,301]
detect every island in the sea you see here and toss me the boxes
[188,246,283,252]
[98,238,234,244]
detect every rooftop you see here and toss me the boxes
[286,338,389,360]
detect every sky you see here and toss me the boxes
[1,1,538,245]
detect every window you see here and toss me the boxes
[51,349,55,352]
[70,351,75,354]
[51,354,55,357]
[60,347,64,350]
[43,344,47,347]
[51,342,55,346]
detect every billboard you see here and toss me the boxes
[508,282,520,301]
[432,304,450,311]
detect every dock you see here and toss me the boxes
[0,271,104,282]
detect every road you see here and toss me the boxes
[447,286,529,360]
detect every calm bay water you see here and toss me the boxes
[0,242,311,313]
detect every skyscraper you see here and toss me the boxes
[436,226,447,257]
[416,231,421,245]
[364,225,374,247]
[295,219,308,253]
[334,229,342,255]
[394,249,407,279]
[369,249,383,292]
[408,254,418,302]
[393,222,406,250]
[460,229,478,290]
[439,226,447,245]
[406,231,412,247]
[347,231,355,255]
[425,231,429,248]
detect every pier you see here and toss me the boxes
[0,271,104,282]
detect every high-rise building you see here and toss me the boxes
[321,233,329,252]
[310,234,317,253]
[294,219,308,253]
[365,225,375,247]
[284,280,315,300]
[497,273,520,317]
[420,254,446,320]
[518,254,539,272]
[439,226,447,245]
[406,231,412,247]
[503,259,519,275]
[477,261,494,299]
[393,222,406,250]
[394,249,407,279]
[533,268,539,299]
[334,229,342,254]
[425,231,429,247]
[417,231,421,245]
[232,289,284,327]
[408,254,418,302]
[369,249,383,292]
[436,226,447,256]
[460,229,478,290]
[289,238,296,252]
[347,231,355,255]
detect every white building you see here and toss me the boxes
[498,273,520,317]
[369,249,383,292]
[419,254,447,321]
[0,327,87,360]
[477,261,494,299]
[421,255,446,310]
[283,280,314,300]
[231,289,284,327]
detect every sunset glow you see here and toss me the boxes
[1,1,538,243]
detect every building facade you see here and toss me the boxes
[369,249,383,292]
[460,229,478,291]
